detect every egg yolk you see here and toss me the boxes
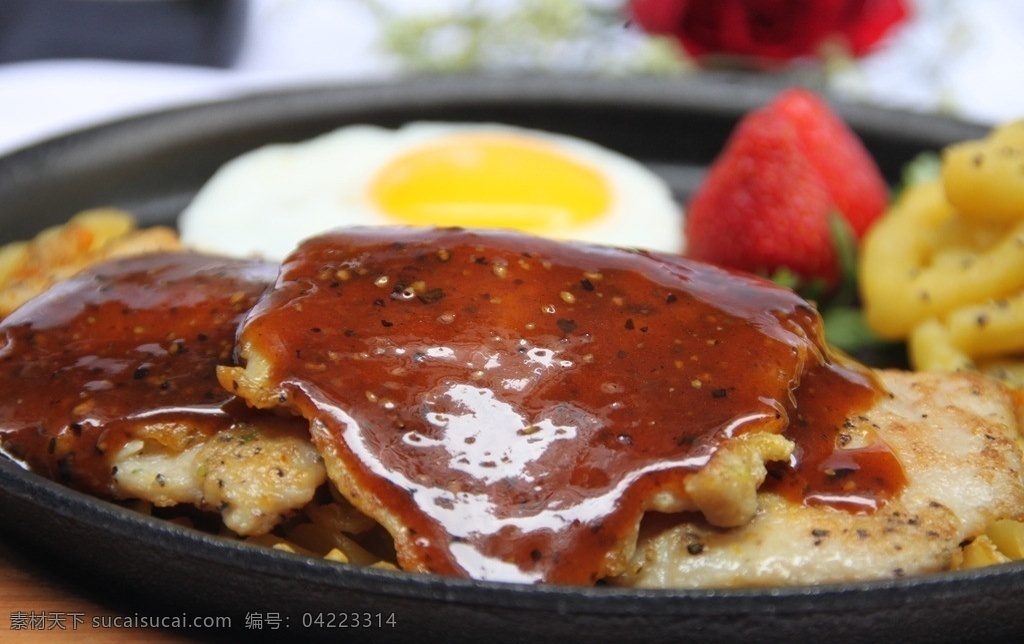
[369,133,611,232]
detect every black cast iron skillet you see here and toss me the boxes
[1,74,1016,643]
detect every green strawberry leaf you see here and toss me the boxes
[819,213,892,354]
[896,151,942,194]
[821,305,880,352]
[768,266,799,291]
[828,211,860,308]
[767,212,855,305]
[820,304,906,365]
[768,211,905,362]
[769,266,829,303]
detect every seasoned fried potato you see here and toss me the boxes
[0,208,180,318]
[861,120,1024,386]
[942,120,1024,224]
[908,317,975,372]
[860,180,1024,340]
[987,518,1024,559]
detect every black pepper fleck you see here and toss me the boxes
[418,288,446,304]
[557,319,578,334]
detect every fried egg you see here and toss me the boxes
[178,122,682,260]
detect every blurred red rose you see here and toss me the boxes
[629,0,909,65]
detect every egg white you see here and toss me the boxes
[178,122,683,260]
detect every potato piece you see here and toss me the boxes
[944,292,1024,359]
[908,318,975,373]
[942,120,1024,224]
[987,519,1024,559]
[957,535,1011,570]
[0,208,180,318]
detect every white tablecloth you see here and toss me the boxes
[1,0,1023,158]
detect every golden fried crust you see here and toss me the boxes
[112,417,326,536]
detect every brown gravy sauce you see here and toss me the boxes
[0,252,277,496]
[764,365,907,513]
[238,227,899,584]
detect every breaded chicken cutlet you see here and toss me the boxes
[613,369,1024,587]
[4,224,1023,588]
[221,226,981,585]
[0,251,325,535]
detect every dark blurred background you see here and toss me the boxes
[0,0,1021,156]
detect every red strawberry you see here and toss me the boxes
[685,108,840,284]
[767,88,888,236]
[685,88,888,286]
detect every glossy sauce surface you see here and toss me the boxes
[238,227,894,584]
[0,252,277,495]
[765,365,907,513]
